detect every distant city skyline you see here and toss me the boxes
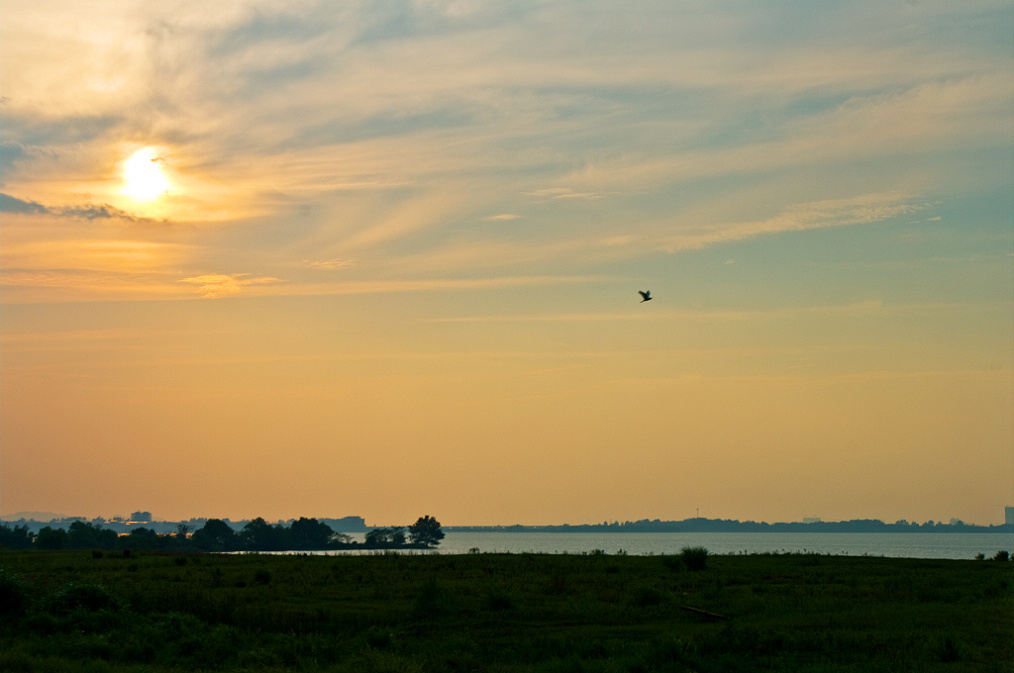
[2,2,1011,526]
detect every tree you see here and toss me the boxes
[35,526,68,550]
[289,517,333,550]
[175,523,193,541]
[68,521,116,550]
[365,527,406,547]
[0,523,33,550]
[191,519,237,551]
[240,517,285,551]
[121,527,166,550]
[408,515,445,548]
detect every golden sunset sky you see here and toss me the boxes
[2,1,1011,526]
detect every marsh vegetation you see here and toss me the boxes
[1,549,1010,672]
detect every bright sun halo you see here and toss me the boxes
[121,147,170,201]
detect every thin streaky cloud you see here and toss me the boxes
[428,300,1009,325]
[304,258,355,270]
[659,193,924,253]
[179,273,284,298]
[243,274,612,298]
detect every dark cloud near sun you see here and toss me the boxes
[0,192,144,221]
[0,192,46,214]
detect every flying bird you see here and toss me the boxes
[638,290,652,303]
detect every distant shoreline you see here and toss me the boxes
[5,516,1008,535]
[445,520,1014,534]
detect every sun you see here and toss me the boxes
[120,147,171,201]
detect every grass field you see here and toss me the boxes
[1,549,1011,672]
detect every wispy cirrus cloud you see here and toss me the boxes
[303,258,354,271]
[658,193,924,253]
[179,273,284,298]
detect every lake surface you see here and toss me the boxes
[341,531,1013,560]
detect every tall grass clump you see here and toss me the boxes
[49,582,121,614]
[681,546,709,571]
[0,568,30,616]
[413,578,451,618]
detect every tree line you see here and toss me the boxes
[0,515,443,552]
[449,517,1013,534]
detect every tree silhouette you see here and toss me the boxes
[67,521,116,549]
[408,515,445,548]
[191,519,237,551]
[240,517,286,551]
[35,526,68,550]
[365,527,406,547]
[289,517,333,550]
[0,523,33,550]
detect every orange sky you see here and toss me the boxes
[2,1,1012,526]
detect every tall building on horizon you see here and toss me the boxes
[1006,506,1014,526]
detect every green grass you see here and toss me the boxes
[0,550,1011,672]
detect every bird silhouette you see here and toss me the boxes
[638,290,652,302]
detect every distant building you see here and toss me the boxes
[802,517,822,524]
[1006,506,1014,526]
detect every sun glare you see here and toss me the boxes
[121,148,170,201]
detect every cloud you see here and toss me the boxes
[179,273,283,298]
[1,1,1009,297]
[0,193,47,214]
[659,193,924,253]
[527,188,599,201]
[304,258,354,271]
[0,192,145,221]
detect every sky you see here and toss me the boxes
[1,1,1012,527]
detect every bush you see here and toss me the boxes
[993,550,1010,562]
[681,546,709,572]
[661,555,682,571]
[484,588,514,612]
[939,636,960,663]
[0,568,30,616]
[49,583,121,614]
[413,578,450,618]
[632,585,665,607]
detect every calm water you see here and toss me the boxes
[340,531,1013,560]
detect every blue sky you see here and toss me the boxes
[1,1,1011,525]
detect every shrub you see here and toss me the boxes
[0,568,30,616]
[484,588,514,612]
[413,578,450,618]
[993,550,1009,562]
[632,585,665,607]
[363,626,397,650]
[661,555,681,571]
[681,546,709,572]
[50,582,121,614]
[939,636,960,663]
